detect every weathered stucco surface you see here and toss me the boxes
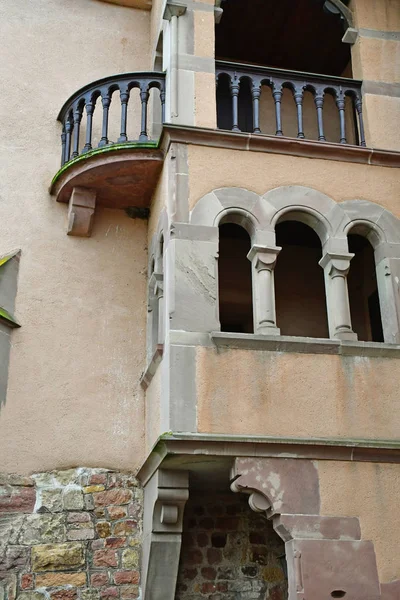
[187,146,400,215]
[352,0,400,32]
[196,347,400,440]
[319,460,400,583]
[0,0,150,474]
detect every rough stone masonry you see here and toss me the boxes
[0,469,142,600]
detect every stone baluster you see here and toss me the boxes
[82,101,94,153]
[319,252,357,341]
[272,81,283,136]
[247,245,281,335]
[294,86,305,139]
[314,90,326,141]
[230,74,240,132]
[251,81,261,133]
[336,88,347,144]
[99,92,111,147]
[354,96,366,147]
[72,105,84,158]
[118,86,130,143]
[139,84,150,142]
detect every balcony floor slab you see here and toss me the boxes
[51,144,164,209]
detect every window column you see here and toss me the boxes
[248,245,281,335]
[319,252,358,341]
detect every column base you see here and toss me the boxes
[255,325,281,336]
[334,329,358,341]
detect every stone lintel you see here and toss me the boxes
[67,187,96,237]
[137,434,400,486]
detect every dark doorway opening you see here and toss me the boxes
[215,0,351,77]
[348,234,384,342]
[218,222,253,333]
[275,220,329,338]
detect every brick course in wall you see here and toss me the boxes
[0,469,142,600]
[175,491,288,600]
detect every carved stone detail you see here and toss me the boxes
[231,457,381,600]
[142,469,189,600]
[67,187,96,237]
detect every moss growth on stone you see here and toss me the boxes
[51,141,159,188]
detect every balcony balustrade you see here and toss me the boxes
[216,60,366,147]
[58,72,166,166]
[52,73,166,217]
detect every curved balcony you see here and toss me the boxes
[51,72,165,217]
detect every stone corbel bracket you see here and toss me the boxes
[67,187,96,237]
[141,469,189,600]
[231,457,382,600]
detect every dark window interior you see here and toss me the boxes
[218,223,253,333]
[275,221,329,338]
[348,234,384,342]
[215,0,351,77]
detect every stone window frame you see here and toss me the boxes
[147,211,168,363]
[190,185,400,345]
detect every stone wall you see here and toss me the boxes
[0,469,143,600]
[175,491,288,600]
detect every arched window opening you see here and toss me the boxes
[275,221,329,338]
[218,223,253,333]
[348,234,384,342]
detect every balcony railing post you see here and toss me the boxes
[139,84,150,141]
[64,113,73,164]
[72,105,83,158]
[99,93,111,147]
[336,88,347,144]
[160,88,166,124]
[314,90,326,142]
[272,81,283,136]
[294,85,305,139]
[230,74,240,132]
[82,102,94,153]
[251,81,261,134]
[61,129,66,166]
[354,96,366,147]
[118,87,130,143]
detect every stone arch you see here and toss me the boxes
[336,200,400,255]
[324,0,354,29]
[263,185,344,247]
[190,187,275,245]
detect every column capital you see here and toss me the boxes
[319,251,354,276]
[247,245,281,271]
[149,272,164,295]
[163,2,187,20]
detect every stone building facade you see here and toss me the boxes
[1,1,400,599]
